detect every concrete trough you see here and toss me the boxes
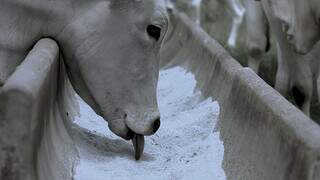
[0,9,320,180]
[161,10,320,180]
[0,39,78,180]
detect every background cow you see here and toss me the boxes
[244,0,269,73]
[245,0,320,116]
[263,0,320,54]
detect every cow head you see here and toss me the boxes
[56,0,168,141]
[268,0,320,54]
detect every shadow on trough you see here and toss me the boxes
[71,123,155,162]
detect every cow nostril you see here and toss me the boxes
[153,118,161,133]
[147,25,161,41]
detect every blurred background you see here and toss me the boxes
[169,0,320,123]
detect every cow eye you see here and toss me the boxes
[147,25,161,41]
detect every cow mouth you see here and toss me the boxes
[127,129,145,160]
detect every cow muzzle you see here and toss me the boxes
[125,111,161,136]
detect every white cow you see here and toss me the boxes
[266,0,320,54]
[0,0,169,162]
[187,0,244,46]
[246,0,320,116]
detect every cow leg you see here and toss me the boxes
[275,43,312,116]
[290,62,313,116]
[227,18,240,47]
[291,85,312,116]
[244,0,269,73]
[195,0,202,25]
[274,43,290,96]
[227,0,245,47]
[248,47,265,73]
